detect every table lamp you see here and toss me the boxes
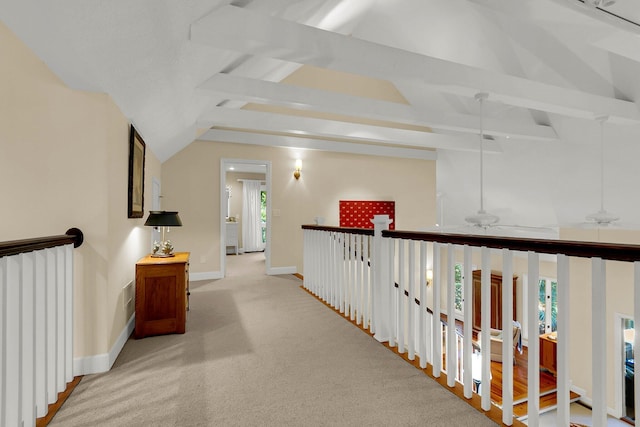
[144,211,182,257]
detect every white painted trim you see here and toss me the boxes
[220,158,272,278]
[190,271,223,281]
[267,266,297,276]
[73,314,135,376]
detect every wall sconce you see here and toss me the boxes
[426,269,433,286]
[294,159,302,180]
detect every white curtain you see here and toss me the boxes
[242,180,264,252]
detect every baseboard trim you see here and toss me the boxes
[73,314,135,376]
[267,266,297,275]
[190,271,223,281]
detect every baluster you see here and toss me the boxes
[398,239,405,353]
[389,239,397,348]
[408,240,415,361]
[634,262,640,426]
[502,249,514,425]
[4,255,21,426]
[354,235,360,324]
[363,235,370,331]
[419,241,427,369]
[446,244,456,387]
[55,247,65,392]
[432,243,442,377]
[556,254,570,426]
[22,252,36,426]
[480,247,491,411]
[592,257,607,427]
[34,250,47,418]
[527,252,540,425]
[350,233,356,321]
[64,245,73,383]
[463,245,473,399]
[46,248,56,405]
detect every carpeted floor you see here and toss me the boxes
[51,252,497,426]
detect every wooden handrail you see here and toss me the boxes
[301,224,374,236]
[302,225,640,262]
[0,228,84,258]
[384,229,640,262]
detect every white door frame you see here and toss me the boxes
[220,158,271,278]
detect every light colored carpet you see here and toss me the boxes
[51,252,497,426]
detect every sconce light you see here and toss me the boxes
[426,269,433,286]
[294,159,302,180]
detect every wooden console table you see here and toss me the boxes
[135,252,190,338]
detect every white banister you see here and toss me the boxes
[463,245,473,399]
[446,243,456,387]
[419,241,427,368]
[398,239,405,353]
[556,254,570,426]
[501,248,514,425]
[480,247,491,411]
[1,237,77,427]
[432,243,442,378]
[371,215,392,342]
[591,257,607,427]
[527,252,540,425]
[408,240,416,361]
[302,225,640,426]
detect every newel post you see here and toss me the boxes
[371,214,393,343]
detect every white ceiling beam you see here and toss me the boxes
[191,5,640,125]
[197,107,501,153]
[199,73,557,141]
[199,129,438,160]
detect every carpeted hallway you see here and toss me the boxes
[50,252,497,426]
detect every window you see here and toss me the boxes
[260,190,267,244]
[455,263,463,313]
[538,278,557,335]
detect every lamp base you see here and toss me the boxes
[150,253,175,258]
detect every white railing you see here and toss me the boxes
[0,229,82,427]
[302,219,640,427]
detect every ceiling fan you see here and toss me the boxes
[433,93,557,238]
[570,116,627,229]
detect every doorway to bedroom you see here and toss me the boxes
[220,159,271,278]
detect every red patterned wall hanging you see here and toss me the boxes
[339,200,395,230]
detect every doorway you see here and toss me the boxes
[220,158,271,278]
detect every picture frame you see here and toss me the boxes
[128,125,146,218]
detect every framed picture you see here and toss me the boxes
[128,125,146,218]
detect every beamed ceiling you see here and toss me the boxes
[3,0,640,232]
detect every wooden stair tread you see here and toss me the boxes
[512,391,581,418]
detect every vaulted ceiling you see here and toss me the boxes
[3,0,640,233]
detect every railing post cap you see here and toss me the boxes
[371,215,393,225]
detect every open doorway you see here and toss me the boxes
[220,159,271,278]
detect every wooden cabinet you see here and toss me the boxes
[135,252,190,339]
[472,270,517,331]
[540,333,557,375]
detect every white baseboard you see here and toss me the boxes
[190,271,223,281]
[267,266,297,275]
[74,314,135,376]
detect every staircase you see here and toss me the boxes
[513,390,582,421]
